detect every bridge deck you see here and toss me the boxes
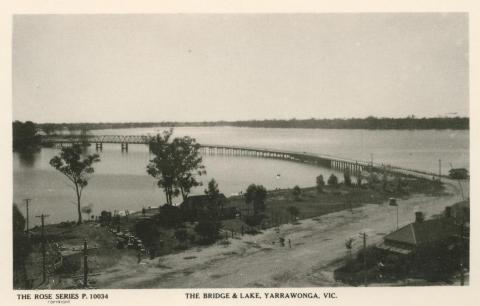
[42,135,442,179]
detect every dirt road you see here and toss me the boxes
[95,180,468,288]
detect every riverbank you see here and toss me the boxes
[18,174,452,289]
[94,179,467,288]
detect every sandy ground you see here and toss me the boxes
[95,180,468,288]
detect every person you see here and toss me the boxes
[137,251,142,263]
[288,239,291,248]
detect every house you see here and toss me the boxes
[377,211,460,255]
[181,194,227,210]
[180,194,236,220]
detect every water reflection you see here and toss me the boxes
[17,149,40,168]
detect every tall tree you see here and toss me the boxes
[147,129,205,205]
[205,178,221,212]
[316,174,325,193]
[245,184,267,215]
[49,145,100,224]
[12,121,41,151]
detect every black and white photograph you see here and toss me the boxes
[7,7,473,298]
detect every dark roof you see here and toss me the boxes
[384,218,458,246]
[181,194,227,207]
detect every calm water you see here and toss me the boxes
[13,127,469,225]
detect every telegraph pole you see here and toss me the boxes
[24,198,31,233]
[459,211,466,286]
[358,231,368,287]
[438,159,442,182]
[35,213,49,283]
[363,232,367,287]
[83,239,88,288]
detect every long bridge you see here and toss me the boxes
[42,135,441,180]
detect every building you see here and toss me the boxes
[377,211,461,255]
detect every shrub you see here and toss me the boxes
[292,185,301,201]
[344,170,352,186]
[157,204,184,228]
[244,213,265,227]
[194,219,221,244]
[134,219,160,246]
[356,175,362,187]
[328,174,339,187]
[316,175,325,192]
[286,206,300,222]
[175,228,188,244]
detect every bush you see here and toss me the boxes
[344,170,352,186]
[99,210,112,226]
[194,219,221,244]
[244,213,265,227]
[328,174,339,187]
[134,219,160,246]
[175,228,188,244]
[316,175,325,192]
[292,185,301,200]
[286,206,300,222]
[157,204,184,228]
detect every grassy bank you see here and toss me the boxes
[19,175,445,289]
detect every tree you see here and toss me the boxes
[245,184,267,215]
[356,175,363,187]
[81,204,93,221]
[49,145,100,224]
[345,238,354,259]
[147,129,206,205]
[292,185,301,201]
[286,206,300,222]
[13,204,31,288]
[41,123,57,135]
[205,178,222,213]
[328,174,339,187]
[344,170,352,186]
[316,175,325,193]
[12,121,41,151]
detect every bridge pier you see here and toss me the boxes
[121,143,128,152]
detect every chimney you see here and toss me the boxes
[445,206,452,218]
[415,211,424,223]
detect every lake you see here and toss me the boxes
[13,127,469,225]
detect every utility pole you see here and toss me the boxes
[24,198,31,233]
[438,159,442,182]
[358,231,368,287]
[83,239,88,288]
[35,213,49,283]
[363,232,367,287]
[459,211,466,286]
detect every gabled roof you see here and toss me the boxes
[384,218,458,246]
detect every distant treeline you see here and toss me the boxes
[36,116,469,131]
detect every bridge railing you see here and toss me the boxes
[42,135,443,178]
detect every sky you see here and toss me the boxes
[12,13,468,123]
